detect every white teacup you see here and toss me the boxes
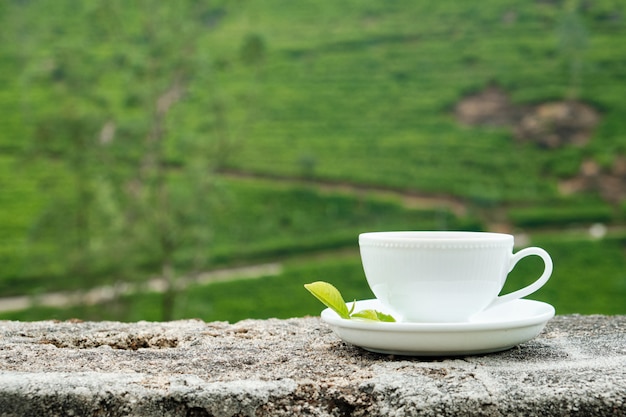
[359,231,553,323]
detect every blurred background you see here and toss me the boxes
[1,0,625,322]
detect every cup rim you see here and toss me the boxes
[359,231,514,245]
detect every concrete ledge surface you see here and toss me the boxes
[0,315,624,416]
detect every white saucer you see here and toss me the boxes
[320,299,555,356]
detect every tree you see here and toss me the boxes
[557,0,588,100]
[102,1,233,320]
[20,0,250,320]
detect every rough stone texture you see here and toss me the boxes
[0,315,624,416]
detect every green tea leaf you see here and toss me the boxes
[304,281,396,322]
[374,310,396,322]
[304,281,350,319]
[351,309,396,322]
[349,309,379,321]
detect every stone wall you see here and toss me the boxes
[0,315,624,416]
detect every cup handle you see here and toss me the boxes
[488,247,553,308]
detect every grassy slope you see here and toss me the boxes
[215,0,626,201]
[0,0,625,319]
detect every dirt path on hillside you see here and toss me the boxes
[0,263,282,314]
[220,169,626,237]
[218,169,525,233]
[219,169,469,217]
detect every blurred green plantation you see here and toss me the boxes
[0,0,625,321]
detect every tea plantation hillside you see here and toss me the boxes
[1,0,625,321]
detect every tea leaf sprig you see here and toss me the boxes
[304,281,395,322]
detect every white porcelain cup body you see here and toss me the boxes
[359,231,552,323]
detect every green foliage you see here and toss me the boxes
[205,178,479,265]
[0,256,375,322]
[304,281,351,319]
[508,201,614,228]
[1,0,626,318]
[0,174,478,296]
[304,280,395,321]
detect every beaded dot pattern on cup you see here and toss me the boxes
[359,231,514,250]
[359,241,511,249]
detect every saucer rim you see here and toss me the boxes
[320,298,555,332]
[320,299,555,356]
